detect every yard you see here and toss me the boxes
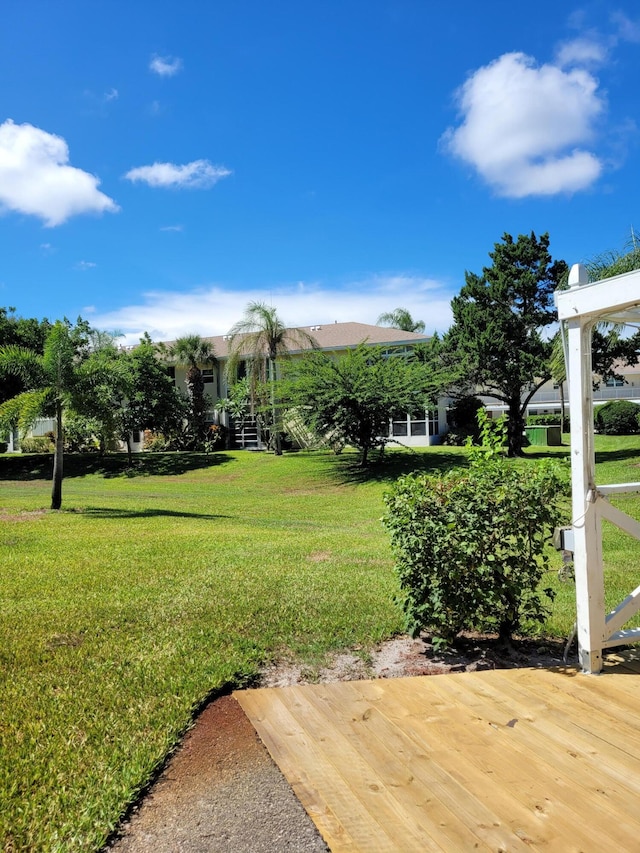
[1,438,640,850]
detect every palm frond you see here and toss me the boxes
[0,345,45,384]
[0,389,51,436]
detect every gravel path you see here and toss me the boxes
[107,695,328,853]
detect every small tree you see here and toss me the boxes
[0,320,91,509]
[286,343,436,465]
[226,303,317,455]
[383,413,568,646]
[168,335,217,448]
[122,334,188,454]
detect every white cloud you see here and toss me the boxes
[104,88,119,102]
[0,120,119,226]
[149,55,183,77]
[160,224,184,232]
[75,260,97,270]
[556,37,608,68]
[124,160,232,189]
[442,52,605,197]
[89,276,455,347]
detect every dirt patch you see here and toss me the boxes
[260,632,570,687]
[0,509,47,522]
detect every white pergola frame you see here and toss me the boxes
[556,264,640,673]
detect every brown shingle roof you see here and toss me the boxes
[164,322,430,359]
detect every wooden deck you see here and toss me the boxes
[235,651,640,852]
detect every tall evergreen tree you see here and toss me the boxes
[444,232,568,456]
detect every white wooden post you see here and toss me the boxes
[565,309,605,673]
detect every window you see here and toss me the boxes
[605,377,625,387]
[392,421,408,436]
[410,420,426,436]
[202,368,215,383]
[132,430,142,444]
[428,409,439,436]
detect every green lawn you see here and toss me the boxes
[1,440,640,850]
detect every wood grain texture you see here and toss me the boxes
[236,656,640,852]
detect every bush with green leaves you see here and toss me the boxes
[594,400,640,435]
[20,436,54,453]
[527,413,569,429]
[382,415,568,646]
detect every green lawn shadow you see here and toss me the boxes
[325,448,471,485]
[0,451,234,481]
[78,506,233,520]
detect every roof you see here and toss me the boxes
[164,322,430,359]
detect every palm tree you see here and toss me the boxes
[168,335,217,447]
[226,302,317,454]
[0,321,89,509]
[377,308,426,334]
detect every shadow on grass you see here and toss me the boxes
[0,451,234,481]
[78,506,233,520]
[325,448,471,485]
[595,447,640,466]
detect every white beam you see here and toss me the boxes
[556,267,640,322]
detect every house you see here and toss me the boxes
[162,321,447,451]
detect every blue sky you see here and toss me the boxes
[0,1,639,345]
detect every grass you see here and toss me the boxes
[2,438,640,850]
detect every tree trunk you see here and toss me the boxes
[506,402,526,457]
[51,402,63,510]
[559,380,566,435]
[268,357,282,455]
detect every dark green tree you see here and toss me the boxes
[123,335,187,454]
[377,308,426,333]
[226,303,317,455]
[444,232,568,456]
[286,343,436,465]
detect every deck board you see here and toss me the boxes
[236,656,640,852]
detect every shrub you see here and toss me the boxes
[594,400,640,435]
[382,416,568,647]
[20,436,54,453]
[440,428,473,447]
[203,423,228,452]
[143,430,172,452]
[527,413,570,429]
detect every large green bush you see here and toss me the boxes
[594,400,640,435]
[382,418,568,646]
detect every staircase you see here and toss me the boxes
[232,416,262,450]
